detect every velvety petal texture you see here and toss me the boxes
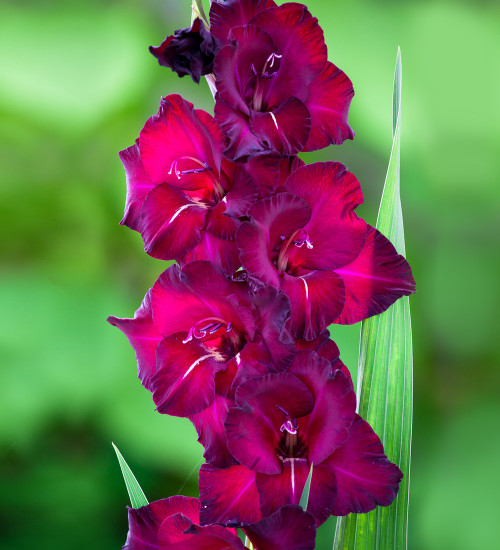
[124,497,200,550]
[212,1,353,158]
[335,225,417,324]
[242,505,316,550]
[199,464,262,526]
[150,18,216,83]
[325,414,403,516]
[107,290,162,390]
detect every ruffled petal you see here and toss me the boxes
[284,162,366,271]
[304,62,355,151]
[190,395,238,469]
[220,160,258,218]
[178,233,242,277]
[289,352,356,464]
[107,290,161,390]
[151,335,225,417]
[249,97,311,156]
[296,330,351,381]
[139,95,224,187]
[236,193,311,288]
[252,286,295,369]
[165,523,245,550]
[119,140,154,232]
[214,99,262,161]
[326,414,403,516]
[227,373,314,475]
[281,270,345,341]
[199,464,262,525]
[210,0,277,45]
[124,497,199,550]
[245,155,304,199]
[242,505,316,550]
[335,225,416,324]
[140,183,207,260]
[249,3,327,105]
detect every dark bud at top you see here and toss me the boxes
[149,18,217,83]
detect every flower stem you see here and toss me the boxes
[191,0,209,27]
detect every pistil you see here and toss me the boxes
[168,156,225,201]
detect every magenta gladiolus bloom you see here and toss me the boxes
[199,350,402,526]
[119,94,257,274]
[236,161,416,339]
[108,261,294,467]
[210,1,354,159]
[124,496,316,550]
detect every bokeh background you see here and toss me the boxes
[1,0,499,548]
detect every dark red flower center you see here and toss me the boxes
[183,316,244,361]
[274,230,313,273]
[168,156,226,203]
[246,51,282,112]
[276,405,307,460]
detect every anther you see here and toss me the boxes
[276,404,289,416]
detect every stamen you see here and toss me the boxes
[208,322,224,334]
[226,322,232,332]
[276,404,289,416]
[280,420,297,435]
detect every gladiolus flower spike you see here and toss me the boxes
[109,1,416,549]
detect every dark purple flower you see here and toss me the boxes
[150,18,216,83]
[200,350,402,526]
[119,94,257,274]
[124,496,316,550]
[236,161,416,339]
[108,261,294,467]
[211,1,354,159]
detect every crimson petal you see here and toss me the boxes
[284,162,366,271]
[325,414,403,516]
[214,99,263,160]
[139,95,224,187]
[199,464,262,525]
[236,193,311,288]
[160,520,244,550]
[190,395,238,469]
[124,497,199,550]
[256,460,337,527]
[304,61,355,150]
[335,225,416,324]
[249,3,327,105]
[140,183,207,260]
[242,505,316,550]
[119,141,154,232]
[249,97,311,156]
[178,233,242,277]
[151,335,225,417]
[289,352,356,464]
[210,0,277,45]
[226,373,314,474]
[107,290,161,390]
[282,270,345,341]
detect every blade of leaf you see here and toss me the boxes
[333,47,413,550]
[299,463,314,511]
[112,442,149,509]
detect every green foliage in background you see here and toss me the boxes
[334,48,413,550]
[1,1,499,549]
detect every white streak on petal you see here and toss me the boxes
[168,203,196,226]
[182,354,212,380]
[270,112,279,131]
[300,277,309,301]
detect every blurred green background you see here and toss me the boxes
[1,0,499,548]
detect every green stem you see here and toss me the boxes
[191,0,209,27]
